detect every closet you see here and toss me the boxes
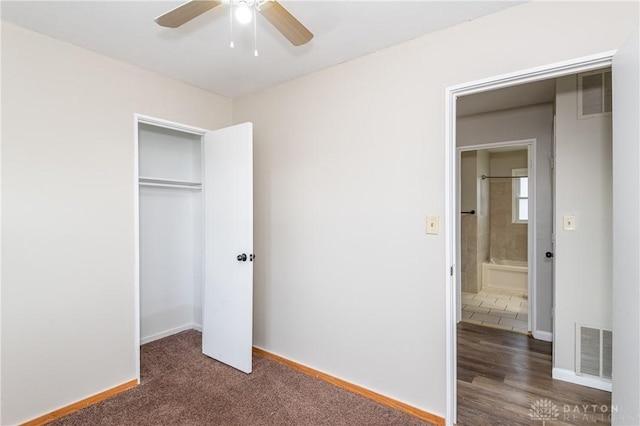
[136,116,254,374]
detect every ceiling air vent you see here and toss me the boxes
[576,323,612,380]
[577,69,612,119]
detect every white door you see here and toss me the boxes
[202,122,254,373]
[611,28,640,420]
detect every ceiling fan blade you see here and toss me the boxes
[155,0,222,28]
[259,0,313,46]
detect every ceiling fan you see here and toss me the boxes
[154,0,314,47]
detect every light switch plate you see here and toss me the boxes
[563,215,576,231]
[426,215,439,235]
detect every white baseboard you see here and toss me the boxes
[533,330,553,342]
[141,323,199,344]
[552,368,612,392]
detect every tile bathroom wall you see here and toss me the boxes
[476,150,491,289]
[461,214,478,292]
[461,150,491,293]
[489,151,527,262]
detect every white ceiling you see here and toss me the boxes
[1,1,523,98]
[457,78,557,117]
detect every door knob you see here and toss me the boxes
[237,253,247,262]
[545,252,554,258]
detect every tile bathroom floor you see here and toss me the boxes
[461,288,528,334]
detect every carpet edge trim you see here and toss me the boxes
[252,347,445,426]
[20,379,138,426]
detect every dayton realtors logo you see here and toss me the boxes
[530,399,559,424]
[530,398,619,423]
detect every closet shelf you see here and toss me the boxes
[139,177,202,190]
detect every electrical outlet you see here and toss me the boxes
[426,215,439,235]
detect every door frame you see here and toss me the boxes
[444,51,615,426]
[456,139,536,332]
[133,113,209,383]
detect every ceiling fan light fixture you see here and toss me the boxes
[235,3,253,25]
[155,0,314,48]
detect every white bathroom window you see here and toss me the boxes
[512,168,528,224]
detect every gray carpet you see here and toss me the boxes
[51,330,434,425]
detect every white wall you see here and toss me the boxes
[139,188,201,342]
[612,27,640,425]
[489,150,527,176]
[233,2,637,416]
[1,22,231,425]
[554,75,612,376]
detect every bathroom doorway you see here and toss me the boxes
[454,80,556,341]
[457,143,535,334]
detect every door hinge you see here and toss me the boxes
[450,266,454,276]
[550,157,555,169]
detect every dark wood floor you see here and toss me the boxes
[457,322,612,425]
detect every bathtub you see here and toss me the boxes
[482,258,528,292]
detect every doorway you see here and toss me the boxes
[453,68,616,423]
[444,52,616,426]
[457,142,535,336]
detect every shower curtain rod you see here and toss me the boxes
[481,174,528,180]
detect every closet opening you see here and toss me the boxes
[134,115,255,380]
[138,122,204,345]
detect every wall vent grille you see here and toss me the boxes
[576,323,612,380]
[577,69,612,119]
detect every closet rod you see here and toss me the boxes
[139,182,202,190]
[481,174,527,180]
